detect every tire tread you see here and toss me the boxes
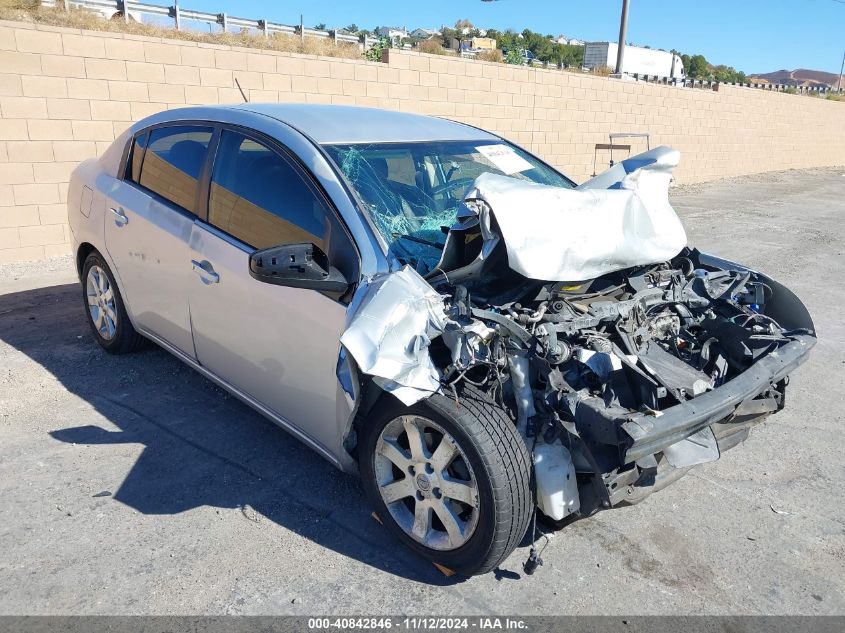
[425,384,532,575]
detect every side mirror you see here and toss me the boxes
[249,242,349,293]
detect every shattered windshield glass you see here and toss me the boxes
[323,140,574,274]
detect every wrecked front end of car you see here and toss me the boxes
[341,146,816,529]
[437,249,816,519]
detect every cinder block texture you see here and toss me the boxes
[1,20,844,262]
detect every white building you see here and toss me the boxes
[377,26,409,45]
[411,28,441,39]
[583,41,685,79]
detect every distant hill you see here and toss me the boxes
[748,68,840,88]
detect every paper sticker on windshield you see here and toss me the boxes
[476,144,534,175]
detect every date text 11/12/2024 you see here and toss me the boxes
[307,617,529,630]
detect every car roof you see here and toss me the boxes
[222,103,500,144]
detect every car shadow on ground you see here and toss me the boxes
[0,282,486,585]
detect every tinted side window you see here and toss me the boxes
[208,131,332,251]
[138,126,213,214]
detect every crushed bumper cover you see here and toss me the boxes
[621,334,816,463]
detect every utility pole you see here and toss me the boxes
[615,0,630,75]
[838,49,844,93]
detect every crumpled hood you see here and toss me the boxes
[461,146,687,282]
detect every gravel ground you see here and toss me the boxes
[0,167,843,615]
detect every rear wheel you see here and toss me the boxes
[359,385,532,576]
[81,251,145,354]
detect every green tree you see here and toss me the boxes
[484,27,585,68]
[345,23,358,33]
[485,28,518,53]
[504,48,525,65]
[558,44,584,68]
[715,66,748,83]
[364,36,389,62]
[678,51,747,82]
[314,22,326,30]
[438,25,457,47]
[455,18,474,32]
[687,54,709,78]
[521,29,553,62]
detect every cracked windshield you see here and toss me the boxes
[324,141,573,273]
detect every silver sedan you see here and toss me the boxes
[68,104,815,576]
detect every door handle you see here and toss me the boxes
[191,259,220,285]
[110,207,128,227]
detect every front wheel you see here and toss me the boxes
[359,385,532,576]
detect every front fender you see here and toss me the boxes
[696,251,815,333]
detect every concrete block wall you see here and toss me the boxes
[1,20,844,263]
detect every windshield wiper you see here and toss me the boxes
[392,233,445,250]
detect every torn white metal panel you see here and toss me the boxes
[463,146,687,282]
[340,266,447,406]
[576,145,679,191]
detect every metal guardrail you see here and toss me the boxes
[629,73,838,94]
[41,0,361,45]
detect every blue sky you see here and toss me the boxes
[182,0,845,74]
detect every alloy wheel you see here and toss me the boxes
[373,415,480,551]
[86,265,117,340]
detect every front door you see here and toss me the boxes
[104,124,214,357]
[187,129,359,458]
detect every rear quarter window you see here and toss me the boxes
[125,132,148,184]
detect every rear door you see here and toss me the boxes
[187,128,360,456]
[104,124,213,357]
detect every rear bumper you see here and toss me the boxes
[621,334,816,463]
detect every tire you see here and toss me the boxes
[81,251,146,354]
[359,384,532,576]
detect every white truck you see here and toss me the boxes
[583,41,685,79]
